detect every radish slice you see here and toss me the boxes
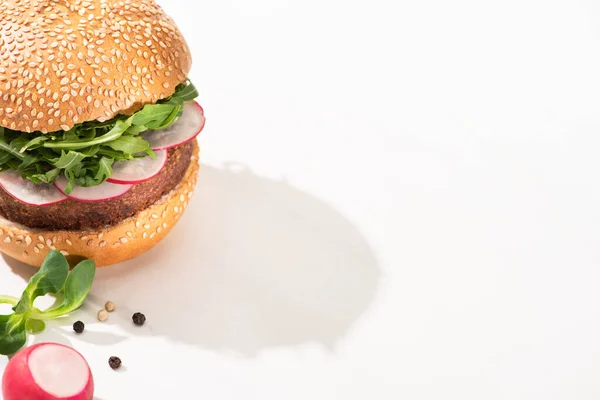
[2,342,94,400]
[55,177,132,202]
[0,170,67,206]
[142,101,205,150]
[107,149,167,184]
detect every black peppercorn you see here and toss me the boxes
[73,321,85,334]
[132,312,146,326]
[109,356,122,370]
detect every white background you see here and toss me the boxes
[2,0,600,398]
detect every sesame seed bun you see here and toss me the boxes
[0,141,200,268]
[0,0,192,133]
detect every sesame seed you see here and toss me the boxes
[66,239,72,246]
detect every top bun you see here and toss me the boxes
[0,0,192,133]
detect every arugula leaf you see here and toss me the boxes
[0,150,12,165]
[18,154,40,170]
[19,136,49,153]
[43,118,131,150]
[53,150,87,169]
[105,135,151,154]
[176,81,199,101]
[94,157,113,181]
[0,140,24,160]
[146,103,181,131]
[29,169,59,184]
[125,125,148,135]
[132,104,176,126]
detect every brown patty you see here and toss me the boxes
[0,142,194,231]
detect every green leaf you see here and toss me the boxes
[125,125,148,135]
[43,119,131,150]
[85,144,100,157]
[106,136,151,154]
[52,150,87,169]
[0,314,27,356]
[9,137,30,155]
[25,319,46,334]
[30,168,61,184]
[20,136,48,152]
[146,103,181,130]
[0,150,13,165]
[94,157,113,181]
[43,259,96,318]
[177,81,199,101]
[131,104,175,126]
[18,154,41,170]
[0,139,24,160]
[14,250,69,314]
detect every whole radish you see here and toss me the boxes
[2,342,94,400]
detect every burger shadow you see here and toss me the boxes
[5,163,381,357]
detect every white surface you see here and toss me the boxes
[2,0,600,399]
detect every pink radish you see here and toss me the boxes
[107,149,167,184]
[2,342,94,400]
[142,101,205,150]
[0,170,67,206]
[55,177,132,202]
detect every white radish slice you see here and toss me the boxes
[2,342,94,400]
[55,177,132,202]
[142,101,206,150]
[0,170,67,206]
[107,149,167,184]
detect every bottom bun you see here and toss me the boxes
[0,142,200,268]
